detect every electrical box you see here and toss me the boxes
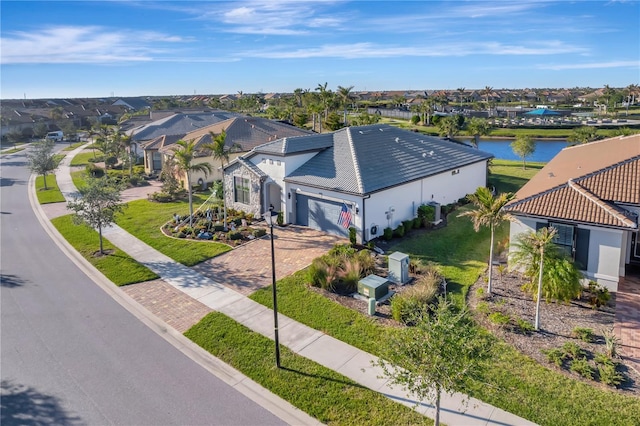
[388,251,410,284]
[358,275,389,300]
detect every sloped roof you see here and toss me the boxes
[129,111,239,141]
[280,124,492,195]
[505,134,640,229]
[139,134,182,151]
[179,116,311,153]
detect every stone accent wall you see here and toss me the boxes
[225,162,263,219]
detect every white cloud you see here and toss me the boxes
[537,60,640,70]
[239,40,588,59]
[0,26,189,64]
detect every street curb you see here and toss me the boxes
[28,173,322,426]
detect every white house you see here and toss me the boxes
[223,124,493,243]
[504,134,640,291]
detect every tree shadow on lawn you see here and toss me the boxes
[279,366,366,389]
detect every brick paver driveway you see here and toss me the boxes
[192,225,346,295]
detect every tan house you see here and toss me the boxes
[159,116,311,189]
[504,134,640,291]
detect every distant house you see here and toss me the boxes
[223,124,493,243]
[112,97,151,111]
[504,134,640,291]
[158,116,311,187]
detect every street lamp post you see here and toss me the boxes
[263,206,281,368]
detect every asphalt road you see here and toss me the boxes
[0,148,286,425]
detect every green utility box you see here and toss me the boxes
[358,274,389,300]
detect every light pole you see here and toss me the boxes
[263,205,281,368]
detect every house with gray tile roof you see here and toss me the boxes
[224,124,493,242]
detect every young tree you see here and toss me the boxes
[437,115,460,139]
[67,176,126,255]
[466,117,491,148]
[376,299,490,426]
[27,139,58,190]
[510,135,535,170]
[510,227,582,330]
[33,122,49,139]
[568,126,598,145]
[458,187,515,295]
[172,140,212,227]
[204,130,229,230]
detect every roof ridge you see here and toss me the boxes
[567,179,637,229]
[574,154,640,183]
[345,128,364,193]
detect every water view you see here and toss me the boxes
[461,139,569,163]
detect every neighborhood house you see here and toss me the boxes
[223,124,493,243]
[505,134,640,291]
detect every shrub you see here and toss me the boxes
[356,250,376,276]
[542,348,565,367]
[276,211,284,226]
[86,164,105,178]
[328,244,356,257]
[562,342,585,360]
[598,363,624,387]
[410,115,420,125]
[252,228,266,238]
[228,231,242,240]
[149,192,174,203]
[417,204,435,225]
[603,329,620,358]
[393,224,405,238]
[349,227,357,246]
[390,278,439,324]
[515,318,535,334]
[475,301,490,316]
[569,358,594,380]
[383,227,393,241]
[572,327,595,343]
[488,311,510,327]
[412,217,421,229]
[476,287,486,299]
[338,258,361,293]
[594,352,614,366]
[402,220,413,233]
[587,281,611,309]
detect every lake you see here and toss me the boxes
[460,139,569,163]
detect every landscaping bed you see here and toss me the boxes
[467,264,639,396]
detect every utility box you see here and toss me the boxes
[358,275,389,300]
[388,251,410,284]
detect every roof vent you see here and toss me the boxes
[429,150,434,156]
[395,137,400,143]
[422,152,427,158]
[548,172,555,177]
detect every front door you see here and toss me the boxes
[631,231,640,264]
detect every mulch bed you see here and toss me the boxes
[467,264,638,396]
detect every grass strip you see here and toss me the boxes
[51,214,158,285]
[62,142,87,151]
[70,151,98,166]
[115,198,231,266]
[1,147,26,154]
[185,312,431,426]
[35,174,66,204]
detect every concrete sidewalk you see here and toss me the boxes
[50,143,537,426]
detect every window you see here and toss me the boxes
[152,152,162,171]
[536,222,590,269]
[234,176,250,204]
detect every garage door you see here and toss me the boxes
[296,194,349,238]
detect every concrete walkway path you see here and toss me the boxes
[48,143,538,426]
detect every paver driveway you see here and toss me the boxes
[193,225,346,295]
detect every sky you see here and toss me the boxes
[1,0,639,99]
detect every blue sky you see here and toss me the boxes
[1,1,638,99]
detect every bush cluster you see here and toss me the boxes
[390,264,444,324]
[306,244,376,294]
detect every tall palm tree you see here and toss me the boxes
[457,87,466,106]
[172,139,212,227]
[337,85,354,125]
[458,187,515,295]
[466,117,491,148]
[483,86,493,115]
[511,227,558,330]
[204,130,229,230]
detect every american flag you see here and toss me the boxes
[337,203,352,228]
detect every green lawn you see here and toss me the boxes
[489,159,544,194]
[70,150,98,166]
[62,142,88,151]
[35,174,66,203]
[185,312,431,426]
[51,214,159,285]
[115,198,231,266]
[1,147,26,155]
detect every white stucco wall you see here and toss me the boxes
[509,216,623,292]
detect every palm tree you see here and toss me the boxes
[466,117,491,148]
[172,139,212,227]
[337,85,354,125]
[204,130,229,230]
[458,187,515,295]
[510,227,558,330]
[483,86,493,115]
[457,87,466,106]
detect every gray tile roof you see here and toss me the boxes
[253,133,334,155]
[284,124,493,195]
[130,111,240,141]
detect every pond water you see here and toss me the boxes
[461,138,569,163]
